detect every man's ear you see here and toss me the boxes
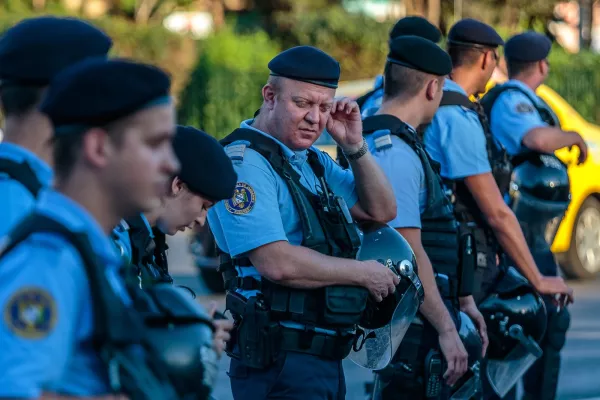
[262,84,277,110]
[82,127,110,169]
[171,176,184,196]
[425,79,438,101]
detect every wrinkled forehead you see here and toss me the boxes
[281,78,336,105]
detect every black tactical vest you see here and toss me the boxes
[0,158,43,197]
[480,83,560,168]
[438,91,513,226]
[219,128,368,330]
[0,213,216,400]
[362,115,462,298]
[126,214,173,287]
[436,91,513,303]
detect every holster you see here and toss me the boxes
[226,292,282,369]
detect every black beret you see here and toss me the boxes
[388,35,452,76]
[389,16,442,43]
[268,46,341,89]
[172,126,237,201]
[40,58,171,133]
[0,16,112,86]
[448,18,504,47]
[505,31,552,62]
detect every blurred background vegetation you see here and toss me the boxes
[1,0,599,137]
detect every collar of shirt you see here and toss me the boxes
[443,79,468,95]
[240,119,310,167]
[505,79,543,106]
[0,142,54,187]
[35,189,121,267]
[373,74,384,90]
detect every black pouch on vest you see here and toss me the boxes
[323,286,369,326]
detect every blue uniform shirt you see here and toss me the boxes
[361,75,384,118]
[0,189,131,397]
[0,143,53,237]
[366,125,426,229]
[207,120,359,332]
[424,79,492,179]
[489,79,555,156]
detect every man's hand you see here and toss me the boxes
[208,301,234,356]
[359,260,400,302]
[568,131,588,164]
[459,296,488,357]
[326,97,363,154]
[438,329,469,386]
[533,276,574,307]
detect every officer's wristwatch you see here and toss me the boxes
[344,139,369,162]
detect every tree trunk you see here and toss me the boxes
[135,0,158,24]
[32,0,46,11]
[427,0,441,26]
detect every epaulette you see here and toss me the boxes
[225,140,251,163]
[372,129,393,151]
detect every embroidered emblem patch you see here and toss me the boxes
[225,182,256,215]
[4,287,57,339]
[515,103,535,114]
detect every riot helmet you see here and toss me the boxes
[478,267,547,398]
[142,284,219,399]
[509,152,571,247]
[348,222,425,371]
[450,311,484,400]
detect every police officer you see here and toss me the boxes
[0,16,112,236]
[363,35,485,399]
[337,16,442,168]
[207,45,399,399]
[116,125,238,289]
[423,18,574,399]
[484,32,581,400]
[486,32,587,164]
[423,18,573,305]
[116,125,238,356]
[358,16,443,119]
[0,58,179,397]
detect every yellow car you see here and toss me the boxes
[323,75,600,280]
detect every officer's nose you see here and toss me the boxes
[305,106,319,126]
[195,214,207,228]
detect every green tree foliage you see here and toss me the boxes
[177,27,280,138]
[272,6,394,81]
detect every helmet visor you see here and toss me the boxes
[348,283,420,370]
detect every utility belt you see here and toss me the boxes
[220,254,368,328]
[224,291,357,369]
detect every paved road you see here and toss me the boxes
[167,233,600,400]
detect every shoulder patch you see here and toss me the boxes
[225,182,256,215]
[515,102,535,114]
[372,129,393,151]
[4,287,57,339]
[225,140,252,162]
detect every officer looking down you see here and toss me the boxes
[0,58,180,398]
[423,18,574,306]
[483,31,579,400]
[0,16,112,236]
[362,35,484,400]
[114,125,238,289]
[112,124,238,356]
[207,45,399,399]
